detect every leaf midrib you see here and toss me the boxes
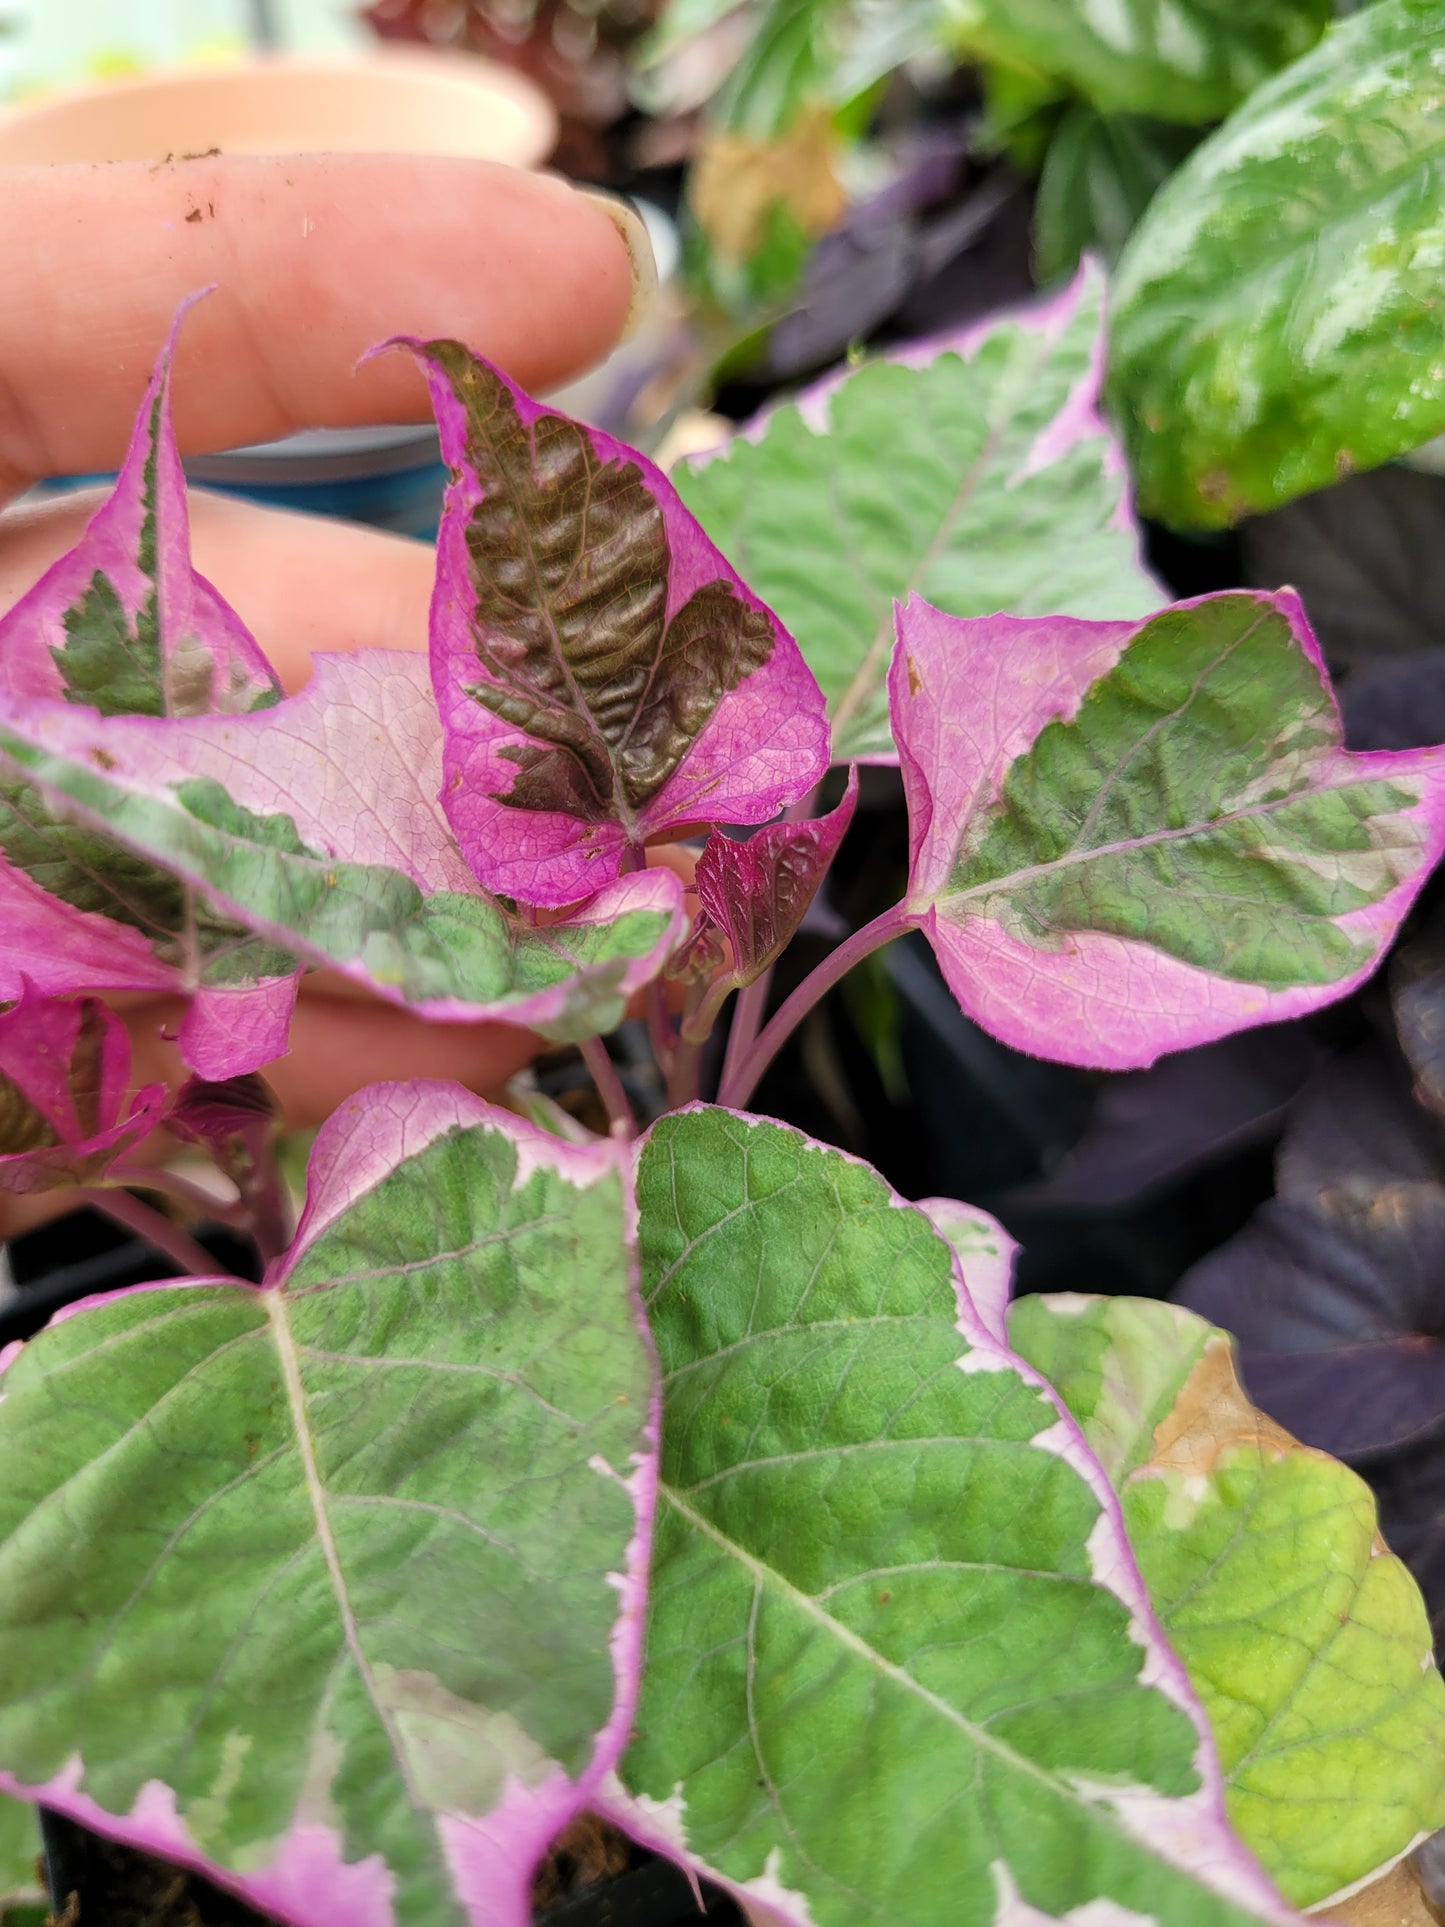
[928,762,1394,915]
[265,1290,441,1845]
[827,344,1054,748]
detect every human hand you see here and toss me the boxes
[0,150,653,1176]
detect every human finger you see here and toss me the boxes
[0,488,434,688]
[0,153,646,498]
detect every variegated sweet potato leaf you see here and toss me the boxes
[0,1083,659,1927]
[695,769,856,986]
[673,267,1160,760]
[893,590,1445,1069]
[0,304,295,1076]
[615,1106,1294,1927]
[407,341,829,906]
[0,300,279,722]
[0,984,164,1195]
[1009,1293,1445,1907]
[0,653,687,1045]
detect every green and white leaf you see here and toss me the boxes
[939,0,1332,124]
[0,1089,656,1927]
[621,1109,1292,1927]
[1009,1293,1445,1907]
[675,266,1160,759]
[1109,0,1445,529]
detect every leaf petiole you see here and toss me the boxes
[718,900,917,1111]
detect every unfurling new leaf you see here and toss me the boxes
[694,768,857,985]
[0,985,164,1194]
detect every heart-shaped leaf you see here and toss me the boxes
[1009,1293,1445,1906]
[694,769,857,987]
[893,590,1445,1069]
[0,302,296,1077]
[0,653,687,1044]
[1179,1044,1445,1466]
[946,0,1330,124]
[0,985,164,1195]
[1109,0,1445,528]
[614,1107,1291,1927]
[0,1082,658,1927]
[674,266,1159,760]
[408,342,829,906]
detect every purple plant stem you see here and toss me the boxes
[580,1037,639,1139]
[72,1187,226,1281]
[718,901,916,1111]
[718,969,770,1100]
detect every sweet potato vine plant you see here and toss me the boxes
[0,278,1443,1927]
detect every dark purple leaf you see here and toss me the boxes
[1178,1046,1445,1460]
[1392,907,1445,1117]
[1010,1027,1320,1211]
[1340,650,1445,753]
[1240,465,1445,667]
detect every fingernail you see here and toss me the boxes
[578,189,658,342]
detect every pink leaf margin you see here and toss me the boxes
[596,1108,1297,1927]
[891,590,1445,1071]
[402,341,830,906]
[0,1081,662,1927]
[0,291,278,717]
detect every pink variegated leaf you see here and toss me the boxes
[0,653,687,1043]
[0,297,279,720]
[892,590,1445,1070]
[696,769,857,986]
[404,340,830,907]
[609,1107,1296,1927]
[0,983,164,1194]
[0,300,297,1073]
[0,1081,660,1927]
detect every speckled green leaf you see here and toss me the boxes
[0,1797,38,1905]
[0,1087,657,1927]
[1009,1294,1445,1907]
[941,0,1330,123]
[676,267,1158,759]
[621,1108,1292,1927]
[1109,0,1445,530]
